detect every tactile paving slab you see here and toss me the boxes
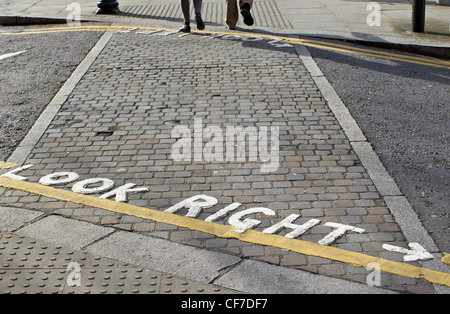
[0,231,239,294]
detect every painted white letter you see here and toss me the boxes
[165,195,218,218]
[1,165,33,181]
[99,183,149,202]
[318,222,365,245]
[205,202,241,222]
[228,207,276,233]
[263,214,320,238]
[72,178,115,194]
[39,172,80,186]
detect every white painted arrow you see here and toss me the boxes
[0,50,27,61]
[382,243,434,262]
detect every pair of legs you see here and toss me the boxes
[226,0,254,29]
[179,0,204,32]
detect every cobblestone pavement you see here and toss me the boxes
[0,30,444,293]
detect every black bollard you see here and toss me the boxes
[412,0,426,32]
[97,0,120,14]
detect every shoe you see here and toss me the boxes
[179,24,191,33]
[240,3,254,26]
[195,13,205,30]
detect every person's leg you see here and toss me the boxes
[193,0,202,15]
[239,0,254,26]
[180,0,190,23]
[225,0,239,29]
[193,0,205,30]
[179,0,191,32]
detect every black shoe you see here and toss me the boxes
[179,24,191,33]
[195,14,205,30]
[240,3,254,26]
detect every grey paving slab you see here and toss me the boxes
[16,215,115,250]
[215,259,396,294]
[86,230,241,284]
[0,206,44,232]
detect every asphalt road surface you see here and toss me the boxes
[307,41,449,253]
[0,25,103,161]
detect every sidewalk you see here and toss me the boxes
[0,0,449,52]
[1,0,450,295]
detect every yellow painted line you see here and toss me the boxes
[0,161,19,170]
[443,253,450,266]
[292,38,450,67]
[203,30,450,68]
[1,25,448,69]
[297,41,450,70]
[0,175,449,287]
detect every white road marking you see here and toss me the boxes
[382,243,434,262]
[0,50,27,61]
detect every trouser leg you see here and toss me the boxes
[180,0,190,23]
[193,0,202,15]
[226,0,254,28]
[225,0,238,28]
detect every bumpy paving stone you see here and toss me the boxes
[0,231,238,294]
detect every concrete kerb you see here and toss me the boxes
[0,6,96,26]
[339,39,450,61]
[0,15,67,26]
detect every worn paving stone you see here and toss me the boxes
[0,31,436,293]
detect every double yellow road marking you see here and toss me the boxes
[1,24,449,69]
[291,37,450,69]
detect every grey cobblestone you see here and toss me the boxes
[0,32,433,293]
